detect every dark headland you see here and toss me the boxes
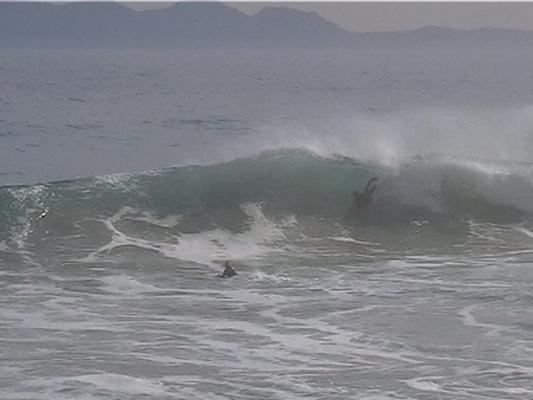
[1,2,533,49]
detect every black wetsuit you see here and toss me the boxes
[220,262,237,278]
[353,177,378,209]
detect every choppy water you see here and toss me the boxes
[3,48,533,399]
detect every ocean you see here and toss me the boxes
[3,48,533,399]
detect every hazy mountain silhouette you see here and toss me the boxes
[1,2,532,48]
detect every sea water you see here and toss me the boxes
[3,48,533,399]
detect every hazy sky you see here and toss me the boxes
[130,2,533,32]
[231,2,533,32]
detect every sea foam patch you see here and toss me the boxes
[79,203,286,267]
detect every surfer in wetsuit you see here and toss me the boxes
[353,177,378,209]
[35,208,49,221]
[220,261,237,278]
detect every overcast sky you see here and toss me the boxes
[129,2,533,33]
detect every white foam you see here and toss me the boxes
[99,274,161,295]
[509,222,533,239]
[405,377,447,393]
[329,236,380,246]
[505,387,532,395]
[249,270,292,283]
[93,171,135,189]
[124,211,181,228]
[355,394,412,400]
[71,373,170,396]
[0,307,123,332]
[164,202,285,265]
[79,202,286,266]
[7,184,47,203]
[457,305,510,336]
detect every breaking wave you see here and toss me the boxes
[3,149,533,265]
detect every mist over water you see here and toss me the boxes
[2,48,533,184]
[3,47,533,399]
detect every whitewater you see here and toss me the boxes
[3,48,533,399]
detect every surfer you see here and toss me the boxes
[35,208,49,221]
[353,177,378,209]
[220,261,237,278]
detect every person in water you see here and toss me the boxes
[220,261,237,278]
[353,177,378,209]
[35,208,49,221]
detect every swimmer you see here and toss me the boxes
[353,177,378,209]
[220,261,237,278]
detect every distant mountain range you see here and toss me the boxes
[1,2,532,48]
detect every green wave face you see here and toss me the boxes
[2,149,533,259]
